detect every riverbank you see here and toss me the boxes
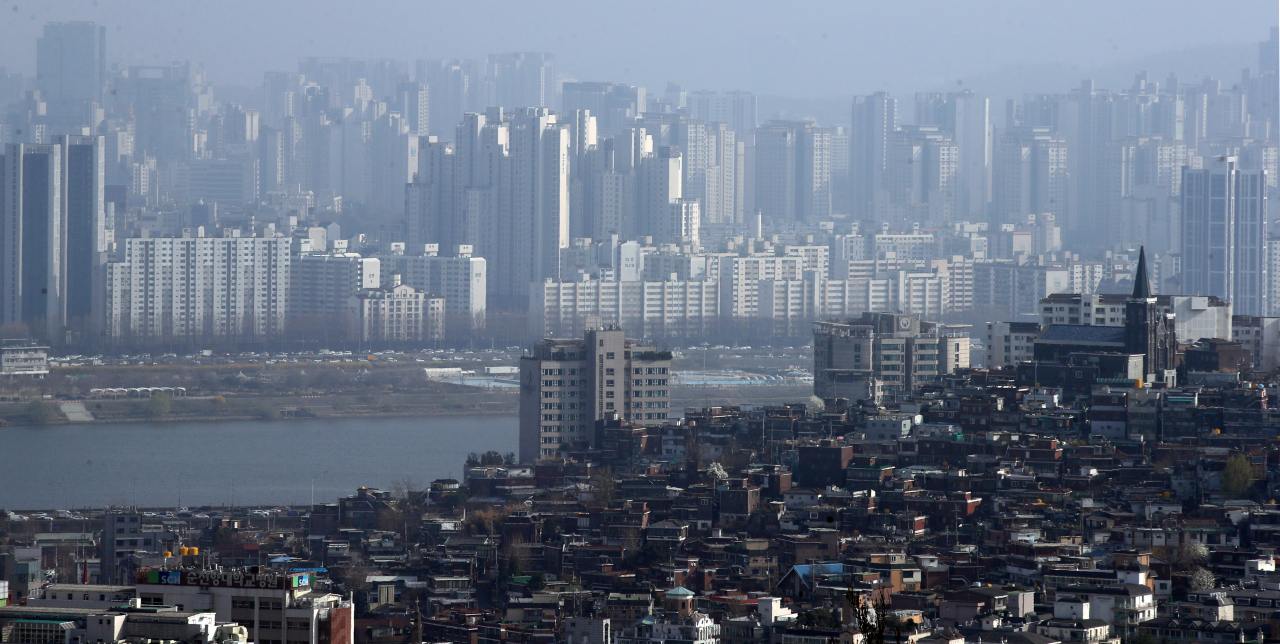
[0,382,813,427]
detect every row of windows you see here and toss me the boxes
[542,390,580,398]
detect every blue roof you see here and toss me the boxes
[1038,325,1126,345]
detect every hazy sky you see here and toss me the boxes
[1,0,1275,102]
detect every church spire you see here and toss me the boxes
[1131,246,1153,300]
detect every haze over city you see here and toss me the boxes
[0,4,1278,644]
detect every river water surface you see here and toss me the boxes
[2,415,516,510]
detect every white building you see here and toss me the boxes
[0,340,48,377]
[105,233,291,340]
[350,276,443,342]
[375,244,487,331]
[719,255,804,317]
[985,321,1042,368]
[530,279,718,339]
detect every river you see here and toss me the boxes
[1,415,517,510]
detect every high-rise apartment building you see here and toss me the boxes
[1104,136,1187,254]
[915,90,991,219]
[404,107,569,306]
[486,53,556,109]
[992,126,1068,225]
[561,82,645,135]
[676,121,740,226]
[754,121,831,223]
[830,126,852,215]
[495,108,570,303]
[367,111,418,220]
[884,126,958,225]
[518,327,672,462]
[2,143,65,339]
[290,252,381,338]
[112,62,208,164]
[418,59,482,138]
[35,22,107,125]
[718,255,805,318]
[850,92,897,219]
[1180,156,1268,316]
[686,90,757,135]
[395,81,430,135]
[55,134,108,339]
[530,279,718,339]
[638,146,684,242]
[1066,81,1117,244]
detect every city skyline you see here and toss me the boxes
[0,1,1271,106]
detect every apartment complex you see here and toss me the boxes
[104,234,291,341]
[374,244,486,331]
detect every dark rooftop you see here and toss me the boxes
[1036,325,1126,345]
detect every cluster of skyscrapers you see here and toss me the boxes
[0,22,1276,348]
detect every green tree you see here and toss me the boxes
[1221,454,1256,498]
[145,393,172,417]
[528,572,546,591]
[25,400,56,425]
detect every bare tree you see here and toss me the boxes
[846,589,902,644]
[590,466,616,505]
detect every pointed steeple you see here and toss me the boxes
[1131,246,1153,300]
